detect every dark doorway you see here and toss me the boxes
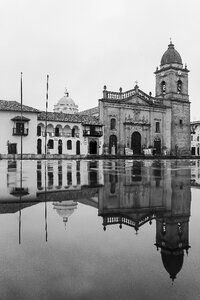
[58,139,62,154]
[109,135,117,154]
[154,139,161,155]
[76,140,80,155]
[89,140,97,154]
[191,147,196,155]
[131,132,141,154]
[37,139,42,154]
[8,143,17,154]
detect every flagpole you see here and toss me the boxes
[20,72,23,161]
[45,75,49,159]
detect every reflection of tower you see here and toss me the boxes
[155,161,191,282]
[53,200,78,228]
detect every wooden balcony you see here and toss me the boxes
[83,130,103,137]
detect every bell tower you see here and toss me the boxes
[155,41,190,156]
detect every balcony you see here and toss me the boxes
[13,128,29,136]
[83,130,103,137]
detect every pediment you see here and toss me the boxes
[123,95,151,106]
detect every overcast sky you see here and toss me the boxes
[0,0,199,120]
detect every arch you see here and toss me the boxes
[110,118,116,130]
[154,137,161,154]
[161,81,166,94]
[177,80,182,94]
[72,125,79,138]
[55,125,62,137]
[47,139,54,149]
[131,132,141,154]
[63,125,71,137]
[37,139,42,154]
[37,125,42,136]
[76,140,80,155]
[47,124,54,137]
[109,135,117,155]
[89,140,97,154]
[58,139,62,154]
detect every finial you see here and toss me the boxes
[135,80,138,87]
[170,37,172,44]
[103,85,107,90]
[64,87,69,97]
[119,87,122,93]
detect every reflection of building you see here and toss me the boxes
[98,160,191,281]
[53,200,78,227]
[53,89,78,114]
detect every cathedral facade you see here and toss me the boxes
[99,42,190,156]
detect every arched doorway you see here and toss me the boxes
[37,139,42,154]
[109,135,117,155]
[76,140,80,155]
[89,140,97,154]
[154,138,161,155]
[131,132,141,154]
[58,139,62,154]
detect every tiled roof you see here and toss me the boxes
[79,106,99,116]
[0,100,40,112]
[38,111,103,125]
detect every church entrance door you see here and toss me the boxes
[131,132,141,154]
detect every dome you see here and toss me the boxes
[161,42,182,66]
[161,250,184,281]
[53,89,79,114]
[53,200,78,224]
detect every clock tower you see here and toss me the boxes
[155,41,190,156]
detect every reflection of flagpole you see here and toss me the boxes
[45,75,49,159]
[20,72,23,161]
[19,160,22,245]
[45,161,48,242]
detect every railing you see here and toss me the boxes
[83,130,103,137]
[13,128,29,136]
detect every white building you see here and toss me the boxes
[0,100,39,155]
[191,121,200,155]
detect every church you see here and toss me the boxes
[98,41,191,156]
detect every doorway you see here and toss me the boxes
[131,132,141,154]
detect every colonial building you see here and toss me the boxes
[191,121,200,155]
[37,111,103,156]
[98,42,190,156]
[0,100,39,155]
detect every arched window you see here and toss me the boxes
[110,118,116,130]
[37,125,41,136]
[72,128,75,137]
[67,140,72,150]
[55,127,60,137]
[177,80,182,94]
[161,81,166,94]
[48,139,54,149]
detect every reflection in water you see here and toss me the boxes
[1,159,193,282]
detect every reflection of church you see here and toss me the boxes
[99,42,190,156]
[98,160,191,281]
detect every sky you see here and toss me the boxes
[0,0,199,120]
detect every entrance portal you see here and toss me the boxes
[131,132,141,155]
[89,140,97,155]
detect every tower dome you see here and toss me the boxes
[161,41,182,67]
[53,200,78,227]
[161,250,184,281]
[53,88,79,114]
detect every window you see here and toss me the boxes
[197,136,199,142]
[37,125,41,136]
[67,140,72,150]
[155,122,160,133]
[180,119,183,125]
[177,80,182,94]
[48,139,54,149]
[191,136,193,141]
[72,128,75,137]
[161,81,166,94]
[55,127,60,137]
[110,118,116,130]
